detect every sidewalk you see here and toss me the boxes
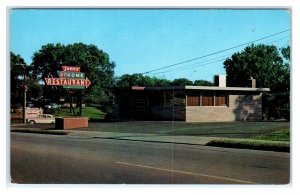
[65,130,222,145]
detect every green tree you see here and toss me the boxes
[31,43,115,102]
[223,44,289,91]
[115,74,171,87]
[278,45,290,91]
[11,52,45,101]
[281,45,290,61]
[193,79,213,86]
[10,51,27,82]
[10,52,27,104]
[172,78,193,86]
[26,79,43,99]
[10,51,43,104]
[151,77,171,87]
[115,74,149,87]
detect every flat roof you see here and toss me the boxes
[145,86,270,92]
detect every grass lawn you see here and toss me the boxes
[204,125,290,152]
[55,107,106,121]
[81,107,106,120]
[87,121,290,139]
[168,122,290,138]
[253,129,290,142]
[205,138,290,152]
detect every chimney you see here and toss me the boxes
[247,78,256,88]
[214,75,226,87]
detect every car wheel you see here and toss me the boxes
[29,120,35,125]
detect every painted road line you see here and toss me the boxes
[115,161,255,184]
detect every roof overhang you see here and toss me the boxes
[146,86,270,92]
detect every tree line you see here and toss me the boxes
[11,42,290,108]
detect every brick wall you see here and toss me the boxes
[55,117,89,129]
[186,93,263,122]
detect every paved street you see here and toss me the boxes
[10,132,290,184]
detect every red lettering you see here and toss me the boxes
[62,66,80,72]
[45,77,90,87]
[45,78,51,85]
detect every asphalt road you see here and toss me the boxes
[10,132,290,184]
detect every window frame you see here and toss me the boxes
[186,91,229,107]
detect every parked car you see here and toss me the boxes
[26,114,55,124]
[44,103,61,109]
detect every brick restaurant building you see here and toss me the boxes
[112,76,270,122]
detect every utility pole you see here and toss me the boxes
[18,63,27,124]
[23,72,27,124]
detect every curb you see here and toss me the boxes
[205,139,290,152]
[11,129,68,135]
[92,136,206,146]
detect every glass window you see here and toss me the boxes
[215,93,228,106]
[186,91,229,107]
[187,96,200,106]
[202,92,214,106]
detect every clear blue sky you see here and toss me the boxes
[10,9,290,82]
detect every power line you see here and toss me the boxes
[150,57,226,75]
[265,35,290,45]
[152,36,289,75]
[151,58,227,75]
[141,29,290,74]
[149,35,290,75]
[168,53,230,71]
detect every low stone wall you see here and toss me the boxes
[55,117,88,130]
[186,106,235,122]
